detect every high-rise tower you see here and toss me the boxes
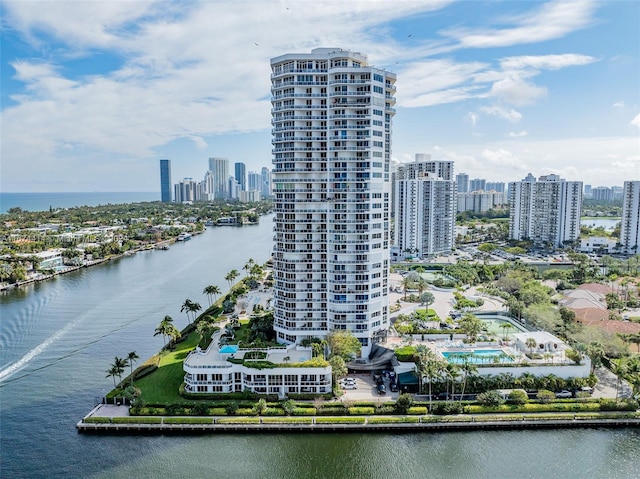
[234,162,246,191]
[209,157,229,199]
[394,155,455,257]
[621,181,640,254]
[159,159,172,202]
[509,174,582,247]
[270,48,396,354]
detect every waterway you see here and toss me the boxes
[1,215,639,479]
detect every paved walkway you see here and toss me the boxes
[593,366,633,399]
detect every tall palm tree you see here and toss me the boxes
[243,258,255,277]
[203,285,221,306]
[500,322,514,341]
[525,337,537,355]
[225,269,239,290]
[106,365,119,389]
[459,358,478,401]
[612,359,628,400]
[113,356,128,385]
[154,315,173,346]
[181,299,194,322]
[187,301,202,323]
[127,351,139,387]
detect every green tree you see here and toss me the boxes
[525,337,537,355]
[254,398,268,416]
[105,365,119,389]
[459,313,483,343]
[154,315,174,346]
[203,285,221,306]
[476,390,504,407]
[127,351,139,387]
[225,269,240,290]
[326,331,362,360]
[536,389,556,404]
[420,291,435,308]
[329,355,347,381]
[508,389,528,405]
[395,393,414,414]
[458,358,478,401]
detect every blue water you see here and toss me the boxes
[442,349,514,364]
[0,192,159,213]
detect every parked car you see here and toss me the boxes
[377,384,386,395]
[555,390,572,398]
[342,383,358,390]
[340,378,357,385]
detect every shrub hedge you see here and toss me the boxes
[315,417,366,424]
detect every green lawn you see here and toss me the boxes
[136,332,200,404]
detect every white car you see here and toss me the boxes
[555,390,572,398]
[341,383,358,390]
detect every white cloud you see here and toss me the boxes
[612,101,625,109]
[489,75,547,105]
[465,112,479,126]
[500,54,597,71]
[480,106,522,122]
[509,131,528,137]
[631,114,640,130]
[443,1,598,49]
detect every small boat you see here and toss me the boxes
[176,233,192,241]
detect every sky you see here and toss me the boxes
[1,0,638,193]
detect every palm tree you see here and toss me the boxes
[459,358,478,401]
[111,356,128,385]
[181,299,194,322]
[445,363,460,400]
[196,319,217,344]
[127,351,139,387]
[166,325,181,346]
[243,258,255,277]
[154,315,173,346]
[525,337,537,355]
[188,301,202,323]
[203,285,221,306]
[225,269,240,290]
[106,365,119,389]
[500,322,514,341]
[612,358,629,400]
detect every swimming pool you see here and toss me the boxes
[441,349,514,364]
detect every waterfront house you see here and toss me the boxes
[183,332,332,397]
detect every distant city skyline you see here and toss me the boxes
[1,1,638,192]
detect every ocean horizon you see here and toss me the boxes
[0,191,159,214]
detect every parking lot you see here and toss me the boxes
[339,373,399,402]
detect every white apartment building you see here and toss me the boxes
[509,174,582,248]
[621,180,640,254]
[457,190,508,213]
[270,48,396,354]
[394,156,455,257]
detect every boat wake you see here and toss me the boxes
[0,323,72,383]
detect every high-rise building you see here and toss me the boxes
[159,159,172,202]
[203,170,215,201]
[209,157,229,199]
[584,184,592,199]
[457,191,507,213]
[485,181,505,193]
[247,171,261,192]
[261,167,272,199]
[234,162,246,191]
[394,156,455,257]
[270,48,396,354]
[456,173,469,193]
[509,174,582,248]
[621,181,640,254]
[592,186,613,201]
[174,178,198,203]
[469,178,486,192]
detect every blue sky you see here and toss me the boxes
[1,0,638,192]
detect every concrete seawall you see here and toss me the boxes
[77,416,640,435]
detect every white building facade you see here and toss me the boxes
[509,174,583,248]
[394,156,455,257]
[621,180,640,254]
[270,48,395,354]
